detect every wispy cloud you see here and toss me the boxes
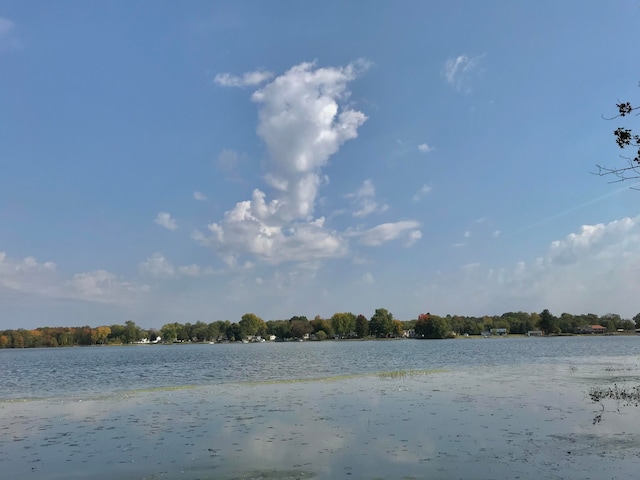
[139,253,216,278]
[412,184,432,202]
[355,221,422,247]
[418,143,431,153]
[442,53,485,92]
[193,191,207,201]
[155,212,177,231]
[214,70,274,87]
[347,179,389,218]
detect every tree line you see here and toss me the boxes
[1,309,639,348]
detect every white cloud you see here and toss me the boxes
[193,191,207,201]
[418,143,431,153]
[155,212,177,231]
[198,60,370,265]
[214,69,274,87]
[420,215,640,318]
[0,250,146,305]
[139,253,215,278]
[493,230,501,238]
[179,265,203,276]
[406,229,423,247]
[442,53,484,91]
[347,179,389,218]
[139,253,175,277]
[464,230,471,238]
[355,221,422,247]
[363,272,374,284]
[0,253,57,293]
[412,184,432,202]
[69,270,147,304]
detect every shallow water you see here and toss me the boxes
[2,338,640,479]
[2,354,640,478]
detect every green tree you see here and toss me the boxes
[310,317,333,337]
[331,312,356,337]
[355,314,369,338]
[122,320,141,344]
[267,320,291,340]
[160,323,176,343]
[239,313,267,339]
[369,308,393,337]
[633,312,640,330]
[415,313,451,339]
[314,330,328,341]
[391,320,404,337]
[290,319,313,339]
[538,309,557,335]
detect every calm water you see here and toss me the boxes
[3,336,640,479]
[3,336,640,400]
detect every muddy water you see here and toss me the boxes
[2,358,640,479]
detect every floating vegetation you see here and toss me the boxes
[588,383,640,424]
[245,369,446,386]
[377,369,445,379]
[228,469,315,479]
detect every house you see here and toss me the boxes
[577,325,607,334]
[490,328,508,336]
[527,331,543,337]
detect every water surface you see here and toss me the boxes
[2,337,640,479]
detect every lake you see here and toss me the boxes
[2,336,640,479]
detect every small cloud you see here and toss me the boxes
[347,179,389,218]
[464,230,471,238]
[442,53,485,92]
[412,184,432,202]
[406,230,423,247]
[155,212,177,231]
[493,230,501,238]
[139,253,175,277]
[355,221,421,247]
[214,69,274,87]
[362,272,374,284]
[418,143,431,153]
[462,262,481,271]
[177,264,201,276]
[193,191,207,201]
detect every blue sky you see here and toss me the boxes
[2,1,640,329]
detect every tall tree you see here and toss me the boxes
[331,312,356,337]
[415,313,450,339]
[355,314,369,338]
[239,313,267,339]
[369,308,393,337]
[538,309,557,335]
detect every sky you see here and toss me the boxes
[2,1,640,330]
